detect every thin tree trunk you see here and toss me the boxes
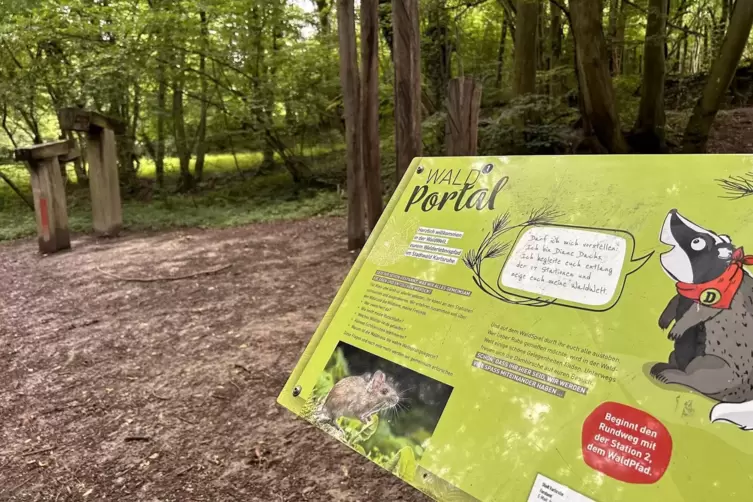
[129,81,141,174]
[2,103,18,149]
[315,0,331,35]
[495,15,509,88]
[194,10,209,182]
[392,0,422,180]
[172,65,193,191]
[361,0,383,231]
[155,71,166,188]
[713,0,730,56]
[66,130,87,183]
[0,169,34,211]
[425,0,451,113]
[613,0,626,75]
[634,0,668,153]
[607,0,619,74]
[569,0,628,153]
[536,0,547,72]
[549,3,562,95]
[337,0,366,250]
[683,0,753,153]
[379,0,394,59]
[513,0,538,96]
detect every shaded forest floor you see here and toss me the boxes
[0,218,426,501]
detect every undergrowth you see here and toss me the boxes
[0,151,347,242]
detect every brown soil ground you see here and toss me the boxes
[0,218,427,501]
[1,117,748,501]
[706,107,753,153]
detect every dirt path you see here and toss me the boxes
[0,218,427,501]
[707,107,753,153]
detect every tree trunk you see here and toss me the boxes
[392,0,422,181]
[129,81,141,174]
[513,0,538,96]
[446,77,482,155]
[713,0,730,56]
[569,0,628,153]
[155,71,166,188]
[1,103,18,149]
[378,0,394,59]
[361,0,383,231]
[315,0,331,35]
[425,0,451,113]
[194,10,209,182]
[67,130,87,183]
[495,15,509,88]
[682,0,753,153]
[549,4,563,95]
[172,70,193,191]
[634,0,668,153]
[536,0,547,72]
[681,31,689,74]
[607,0,619,74]
[613,0,626,75]
[0,169,34,211]
[338,0,366,250]
[498,0,517,41]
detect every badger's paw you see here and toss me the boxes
[667,327,684,341]
[651,366,686,385]
[650,363,674,380]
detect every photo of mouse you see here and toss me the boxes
[316,370,400,429]
[651,209,753,429]
[305,341,454,483]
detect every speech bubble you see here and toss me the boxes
[498,224,653,312]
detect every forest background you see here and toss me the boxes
[1,0,751,243]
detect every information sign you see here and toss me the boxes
[278,156,753,501]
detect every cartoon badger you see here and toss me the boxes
[652,209,753,429]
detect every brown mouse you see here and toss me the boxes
[316,370,400,429]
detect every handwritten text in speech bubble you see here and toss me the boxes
[499,225,651,310]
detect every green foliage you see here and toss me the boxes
[0,152,343,241]
[479,95,579,155]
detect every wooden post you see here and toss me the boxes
[59,108,125,237]
[337,0,366,250]
[361,0,383,231]
[14,140,80,254]
[446,77,483,156]
[392,0,422,181]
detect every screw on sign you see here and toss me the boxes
[581,402,672,484]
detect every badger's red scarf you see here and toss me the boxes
[676,248,753,309]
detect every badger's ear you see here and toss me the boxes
[720,234,732,243]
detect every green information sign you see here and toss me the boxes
[277,156,753,501]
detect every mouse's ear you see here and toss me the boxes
[371,370,385,385]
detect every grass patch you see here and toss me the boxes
[0,151,346,242]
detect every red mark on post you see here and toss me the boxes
[582,401,672,484]
[40,198,50,240]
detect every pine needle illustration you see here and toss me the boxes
[462,204,562,307]
[717,173,753,200]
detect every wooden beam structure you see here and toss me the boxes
[59,108,124,236]
[14,140,80,254]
